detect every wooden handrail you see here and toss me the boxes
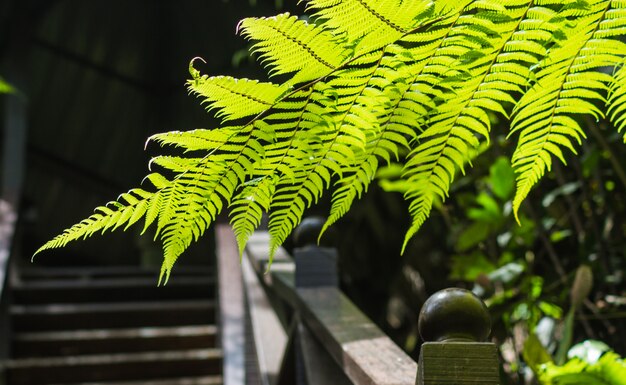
[0,200,18,368]
[219,219,500,385]
[244,229,417,385]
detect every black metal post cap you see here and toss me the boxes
[418,288,491,342]
[293,216,326,247]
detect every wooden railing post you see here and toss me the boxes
[416,288,499,385]
[293,216,338,288]
[291,217,351,385]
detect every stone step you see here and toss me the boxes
[12,276,215,304]
[13,325,217,357]
[18,266,213,282]
[62,375,223,385]
[4,349,222,385]
[10,300,216,332]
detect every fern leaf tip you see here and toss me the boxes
[158,265,171,286]
[189,57,206,80]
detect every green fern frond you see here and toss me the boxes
[230,176,277,255]
[320,71,417,238]
[238,13,350,85]
[399,0,565,250]
[148,128,238,152]
[37,0,626,278]
[34,188,155,256]
[510,0,623,220]
[609,60,626,136]
[307,0,434,54]
[188,74,288,122]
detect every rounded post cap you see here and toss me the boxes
[293,216,326,247]
[418,288,491,342]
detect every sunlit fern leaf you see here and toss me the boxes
[33,188,155,256]
[265,48,395,254]
[319,0,473,240]
[307,0,434,54]
[148,128,239,152]
[35,0,626,279]
[608,60,626,137]
[238,13,350,85]
[155,159,252,282]
[188,72,288,122]
[510,0,622,221]
[229,176,277,255]
[399,0,553,251]
[0,77,14,94]
[320,70,416,238]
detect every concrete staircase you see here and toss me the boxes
[3,266,222,385]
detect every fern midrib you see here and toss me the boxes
[354,0,407,34]
[517,0,612,190]
[264,23,336,69]
[212,81,277,108]
[258,12,451,197]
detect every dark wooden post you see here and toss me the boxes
[291,217,350,385]
[293,216,338,288]
[417,288,499,385]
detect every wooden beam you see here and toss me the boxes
[241,251,288,385]
[0,200,16,363]
[246,231,418,385]
[215,225,245,385]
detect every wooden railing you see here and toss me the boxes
[216,218,501,385]
[0,200,18,382]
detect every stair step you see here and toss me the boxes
[12,276,215,304]
[4,349,222,385]
[62,375,222,384]
[10,300,216,331]
[13,325,218,357]
[18,266,213,282]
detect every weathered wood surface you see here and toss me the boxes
[297,321,352,385]
[17,266,213,281]
[0,201,17,363]
[246,231,417,385]
[293,247,339,288]
[241,251,287,385]
[10,300,216,332]
[216,225,245,385]
[5,348,222,384]
[12,276,215,304]
[13,325,217,357]
[416,288,499,385]
[418,342,499,385]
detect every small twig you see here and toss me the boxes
[582,298,617,334]
[576,308,596,339]
[553,162,586,243]
[523,202,568,282]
